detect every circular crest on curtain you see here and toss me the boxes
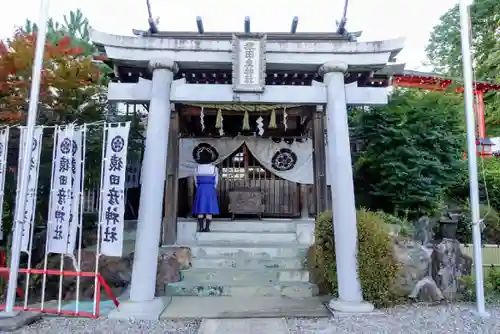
[271,148,297,171]
[192,142,219,163]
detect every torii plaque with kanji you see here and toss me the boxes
[232,33,266,93]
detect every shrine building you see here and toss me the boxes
[90,21,405,320]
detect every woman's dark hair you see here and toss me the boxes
[197,149,214,164]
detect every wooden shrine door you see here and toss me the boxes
[214,144,300,218]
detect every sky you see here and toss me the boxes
[0,0,459,70]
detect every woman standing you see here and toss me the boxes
[192,150,220,232]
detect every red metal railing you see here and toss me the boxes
[0,250,119,318]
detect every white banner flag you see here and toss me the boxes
[100,123,130,257]
[0,128,10,240]
[66,127,85,254]
[47,125,75,254]
[15,126,44,253]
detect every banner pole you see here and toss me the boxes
[458,0,488,317]
[4,0,51,314]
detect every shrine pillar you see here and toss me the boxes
[110,59,177,320]
[312,105,328,214]
[320,61,374,313]
[162,107,179,245]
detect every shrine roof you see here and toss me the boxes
[90,29,405,72]
[128,30,356,41]
[478,138,495,145]
[91,29,404,53]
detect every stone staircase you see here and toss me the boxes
[167,219,317,298]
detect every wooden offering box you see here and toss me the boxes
[228,187,265,220]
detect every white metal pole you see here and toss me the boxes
[4,0,51,314]
[458,0,488,317]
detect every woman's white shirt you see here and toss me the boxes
[194,164,218,187]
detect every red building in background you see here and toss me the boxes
[393,70,500,157]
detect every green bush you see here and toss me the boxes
[481,159,500,212]
[375,210,414,237]
[487,267,500,294]
[454,158,500,233]
[446,159,500,210]
[455,202,500,244]
[313,209,400,308]
[459,267,500,303]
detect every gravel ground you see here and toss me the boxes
[9,318,201,334]
[7,304,500,333]
[287,304,500,334]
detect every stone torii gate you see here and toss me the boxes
[91,28,405,319]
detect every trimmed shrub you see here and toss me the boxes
[312,209,400,308]
[312,211,338,296]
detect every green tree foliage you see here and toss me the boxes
[351,89,466,217]
[426,0,499,79]
[22,9,92,54]
[425,0,500,135]
[425,6,462,78]
[21,9,112,80]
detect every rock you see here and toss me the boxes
[156,253,182,295]
[392,238,432,296]
[414,216,434,246]
[431,238,473,300]
[31,247,187,302]
[173,247,193,271]
[97,254,134,286]
[409,277,444,302]
[155,247,193,295]
[56,251,133,301]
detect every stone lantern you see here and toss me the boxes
[438,213,461,240]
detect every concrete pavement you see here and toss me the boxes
[198,318,289,334]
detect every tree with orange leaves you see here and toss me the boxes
[0,31,108,234]
[0,31,105,124]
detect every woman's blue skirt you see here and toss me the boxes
[193,175,220,215]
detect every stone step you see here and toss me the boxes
[196,232,297,244]
[181,219,296,233]
[191,256,305,270]
[182,268,310,283]
[166,280,317,298]
[190,243,308,258]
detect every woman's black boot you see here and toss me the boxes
[204,219,211,232]
[197,217,205,232]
